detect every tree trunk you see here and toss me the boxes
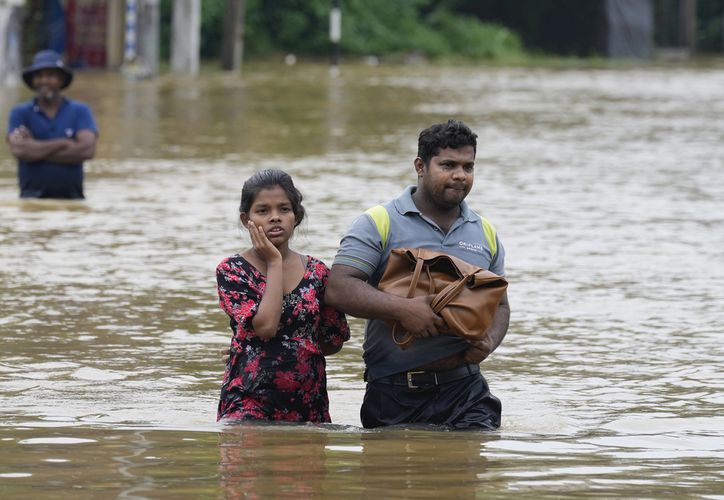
[221,0,245,71]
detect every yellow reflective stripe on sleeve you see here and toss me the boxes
[365,205,390,249]
[481,217,497,258]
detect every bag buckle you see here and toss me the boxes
[406,370,436,389]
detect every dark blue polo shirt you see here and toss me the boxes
[7,98,98,199]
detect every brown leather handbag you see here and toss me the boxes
[377,248,508,349]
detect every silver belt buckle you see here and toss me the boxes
[407,370,434,389]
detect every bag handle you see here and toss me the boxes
[429,272,476,313]
[393,249,427,348]
[406,249,425,298]
[391,322,414,348]
[394,272,468,348]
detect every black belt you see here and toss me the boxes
[370,363,480,389]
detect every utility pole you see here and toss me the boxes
[171,0,200,75]
[0,0,23,87]
[678,0,697,55]
[123,0,138,65]
[221,0,245,71]
[137,0,160,77]
[329,0,341,73]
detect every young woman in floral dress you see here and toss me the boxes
[216,169,349,423]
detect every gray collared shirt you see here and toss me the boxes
[333,186,506,379]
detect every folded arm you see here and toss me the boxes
[45,129,97,163]
[8,126,68,162]
[7,127,96,164]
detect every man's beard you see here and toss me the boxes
[37,88,60,101]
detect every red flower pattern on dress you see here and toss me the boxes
[274,371,302,391]
[244,354,261,375]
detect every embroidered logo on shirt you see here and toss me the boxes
[458,241,485,254]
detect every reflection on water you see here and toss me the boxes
[219,425,331,498]
[220,425,497,498]
[1,61,723,497]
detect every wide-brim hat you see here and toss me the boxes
[22,50,74,90]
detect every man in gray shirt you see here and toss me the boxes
[326,119,510,429]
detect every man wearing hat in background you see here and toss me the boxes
[6,49,98,199]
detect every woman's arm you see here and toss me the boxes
[319,342,343,355]
[246,222,284,339]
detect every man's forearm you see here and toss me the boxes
[326,268,446,339]
[10,138,69,162]
[45,140,95,163]
[487,301,510,353]
[326,275,401,320]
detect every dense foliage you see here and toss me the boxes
[159,0,523,61]
[158,0,724,61]
[691,0,724,52]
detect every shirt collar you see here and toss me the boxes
[393,185,477,222]
[394,186,420,215]
[32,96,67,113]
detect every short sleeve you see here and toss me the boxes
[489,235,506,277]
[216,257,261,335]
[74,103,98,136]
[319,304,350,347]
[7,105,25,136]
[332,213,385,278]
[312,259,350,347]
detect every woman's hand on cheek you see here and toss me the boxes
[247,221,282,263]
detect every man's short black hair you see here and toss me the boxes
[417,119,477,165]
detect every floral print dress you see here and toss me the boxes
[216,254,350,423]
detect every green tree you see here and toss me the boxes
[160,0,524,62]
